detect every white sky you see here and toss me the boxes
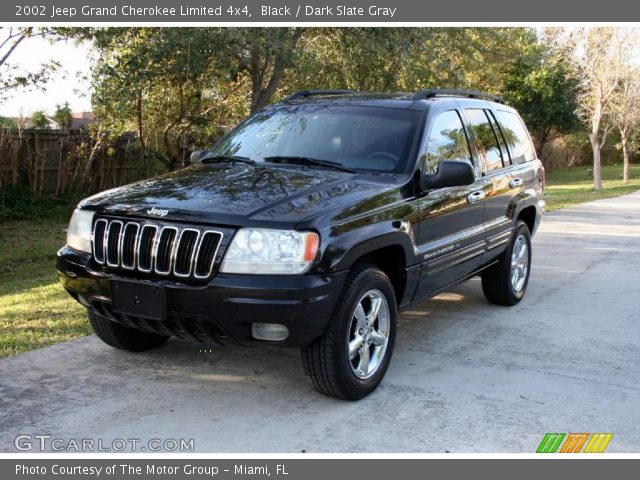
[1,36,93,117]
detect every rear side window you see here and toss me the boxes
[487,110,511,165]
[494,110,536,163]
[425,110,472,174]
[464,109,504,172]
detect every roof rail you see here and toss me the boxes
[413,89,504,104]
[283,89,360,101]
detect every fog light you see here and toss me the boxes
[251,323,289,342]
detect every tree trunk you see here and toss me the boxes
[621,133,630,186]
[249,29,303,113]
[136,92,150,172]
[589,131,603,191]
[589,102,604,191]
[82,136,102,184]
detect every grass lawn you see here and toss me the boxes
[0,163,638,359]
[544,163,640,211]
[0,220,89,358]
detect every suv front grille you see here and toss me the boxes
[92,218,223,280]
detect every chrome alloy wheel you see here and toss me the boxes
[510,234,529,292]
[347,289,390,379]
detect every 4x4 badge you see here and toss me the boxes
[146,207,169,217]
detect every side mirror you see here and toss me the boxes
[190,150,207,165]
[420,160,476,191]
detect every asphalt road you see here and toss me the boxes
[1,192,639,453]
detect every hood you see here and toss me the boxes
[79,164,392,226]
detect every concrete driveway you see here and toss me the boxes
[1,192,639,453]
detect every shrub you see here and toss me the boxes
[31,111,50,128]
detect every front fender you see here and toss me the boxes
[321,221,419,273]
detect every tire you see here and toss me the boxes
[88,310,170,352]
[301,265,397,400]
[481,220,532,306]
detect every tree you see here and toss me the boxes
[54,102,72,129]
[0,116,17,128]
[0,27,60,101]
[610,74,640,185]
[565,27,636,190]
[31,111,49,128]
[504,52,579,157]
[85,28,236,170]
[290,28,542,95]
[71,27,307,171]
[227,28,304,113]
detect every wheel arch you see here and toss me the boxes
[327,229,418,306]
[509,188,542,236]
[516,205,537,234]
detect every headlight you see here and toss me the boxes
[221,228,319,274]
[67,209,95,254]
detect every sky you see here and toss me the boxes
[1,36,93,117]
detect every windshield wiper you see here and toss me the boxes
[200,154,256,166]
[264,156,355,173]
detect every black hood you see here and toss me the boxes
[79,164,393,227]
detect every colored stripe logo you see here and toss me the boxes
[537,433,612,453]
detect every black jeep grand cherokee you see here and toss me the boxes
[58,89,545,400]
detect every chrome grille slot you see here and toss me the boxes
[91,218,224,281]
[194,231,223,278]
[137,225,157,272]
[174,229,200,277]
[120,223,139,269]
[154,227,178,275]
[106,221,122,266]
[92,219,107,264]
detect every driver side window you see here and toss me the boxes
[425,110,473,174]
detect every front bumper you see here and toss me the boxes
[57,246,347,347]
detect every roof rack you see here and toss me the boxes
[283,89,360,101]
[413,89,504,104]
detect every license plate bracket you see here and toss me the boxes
[111,280,166,320]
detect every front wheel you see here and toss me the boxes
[301,265,397,400]
[481,220,532,306]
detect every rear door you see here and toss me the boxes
[462,106,515,253]
[492,107,541,193]
[413,104,488,300]
[487,107,541,251]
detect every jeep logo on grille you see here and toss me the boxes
[146,207,169,217]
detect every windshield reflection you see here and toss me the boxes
[208,104,420,173]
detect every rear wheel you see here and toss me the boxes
[301,265,397,400]
[88,310,169,352]
[481,220,532,306]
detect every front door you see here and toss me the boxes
[414,107,488,300]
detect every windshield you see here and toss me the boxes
[208,105,420,173]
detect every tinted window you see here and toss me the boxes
[209,105,420,173]
[487,110,511,165]
[494,110,536,163]
[465,109,504,171]
[425,110,472,174]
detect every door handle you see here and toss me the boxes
[467,191,485,204]
[509,177,524,189]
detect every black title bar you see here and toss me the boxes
[4,0,640,22]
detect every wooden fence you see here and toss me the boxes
[0,128,153,197]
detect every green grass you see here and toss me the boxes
[544,163,640,211]
[0,220,90,358]
[0,163,638,359]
